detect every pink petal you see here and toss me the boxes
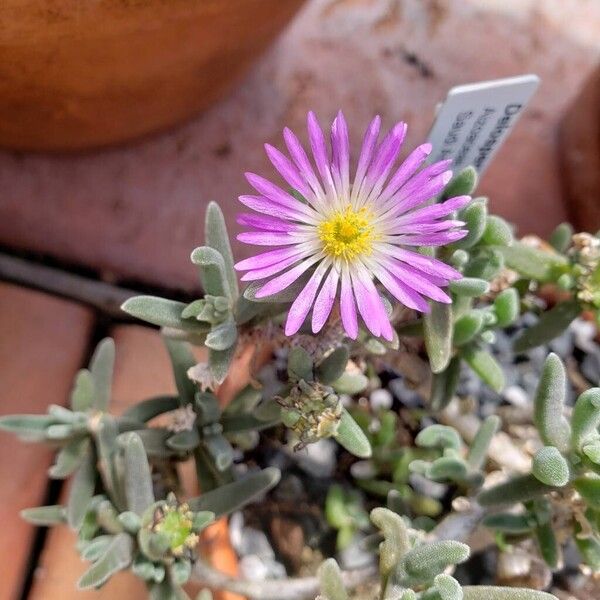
[264,143,313,199]
[237,232,298,246]
[383,246,462,280]
[285,261,330,335]
[307,111,335,191]
[312,267,340,333]
[241,252,310,281]
[235,247,305,271]
[352,116,381,202]
[237,213,298,232]
[340,270,359,339]
[331,110,350,195]
[398,195,471,225]
[255,254,322,298]
[245,173,315,219]
[239,194,311,222]
[369,261,430,312]
[283,127,325,200]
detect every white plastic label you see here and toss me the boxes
[427,74,540,176]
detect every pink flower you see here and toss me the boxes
[235,111,468,341]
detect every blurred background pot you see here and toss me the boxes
[0,0,304,151]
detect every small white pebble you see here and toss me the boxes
[369,388,393,410]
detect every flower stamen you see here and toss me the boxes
[318,207,375,260]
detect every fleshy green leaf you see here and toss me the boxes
[317,346,349,385]
[164,338,197,406]
[167,429,201,451]
[494,288,520,327]
[416,425,461,451]
[0,414,56,442]
[449,278,489,297]
[434,574,463,600]
[402,540,469,585]
[204,320,237,351]
[318,558,349,600]
[49,437,90,479]
[533,353,571,453]
[121,296,206,331]
[77,533,133,590]
[370,507,410,578]
[481,216,513,246]
[478,473,554,507]
[208,345,236,384]
[334,410,372,458]
[288,346,314,382]
[571,387,600,452]
[497,242,567,282]
[531,446,569,487]
[90,338,115,412]
[462,587,557,600]
[189,467,281,517]
[514,300,580,353]
[70,369,94,412]
[461,345,504,392]
[453,310,485,346]
[424,301,453,373]
[331,372,369,395]
[430,356,461,411]
[549,223,573,253]
[122,396,180,422]
[442,166,477,199]
[122,432,155,516]
[205,202,239,301]
[452,199,487,249]
[190,246,231,299]
[482,513,533,534]
[573,475,600,509]
[21,504,66,526]
[467,415,501,470]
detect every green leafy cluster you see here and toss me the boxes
[479,353,600,570]
[317,507,556,600]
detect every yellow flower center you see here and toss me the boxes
[318,207,375,260]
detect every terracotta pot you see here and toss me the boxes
[0,0,304,151]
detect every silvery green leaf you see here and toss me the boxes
[453,310,485,346]
[196,590,213,600]
[189,467,281,517]
[205,201,239,300]
[0,414,56,442]
[514,299,580,353]
[533,354,571,453]
[49,437,90,479]
[532,446,570,487]
[318,558,348,600]
[576,534,600,570]
[80,535,114,561]
[70,368,94,412]
[334,410,372,458]
[167,429,201,451]
[481,215,513,246]
[67,446,97,529]
[121,296,207,332]
[122,395,180,422]
[497,242,567,282]
[427,456,469,482]
[549,222,573,253]
[96,500,125,534]
[122,432,155,515]
[204,433,234,471]
[288,346,314,382]
[416,425,461,451]
[482,513,533,534]
[582,439,600,465]
[164,338,197,406]
[467,415,501,471]
[442,166,477,199]
[424,301,453,373]
[209,345,235,384]
[45,423,75,440]
[21,504,66,526]
[464,248,504,281]
[90,338,115,412]
[449,278,489,297]
[95,415,125,510]
[402,540,469,585]
[370,507,410,577]
[118,511,141,533]
[317,346,350,385]
[430,357,461,412]
[171,559,192,585]
[452,199,487,249]
[77,533,133,590]
[571,387,600,452]
[192,511,215,532]
[190,246,231,299]
[205,319,237,351]
[461,344,504,392]
[221,412,280,434]
[477,473,554,507]
[135,428,179,457]
[494,288,520,327]
[332,372,368,395]
[462,587,557,600]
[150,580,190,600]
[195,391,221,425]
[224,385,262,415]
[434,574,463,600]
